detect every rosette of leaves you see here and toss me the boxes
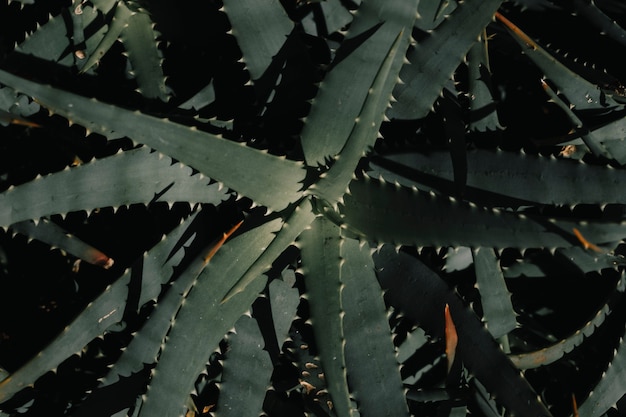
[1,0,626,417]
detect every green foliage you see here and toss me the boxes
[1,1,626,416]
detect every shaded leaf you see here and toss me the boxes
[373,245,552,417]
[0,212,199,402]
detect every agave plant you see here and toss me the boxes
[1,0,626,416]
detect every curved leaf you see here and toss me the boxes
[578,306,626,417]
[510,270,626,369]
[216,276,298,416]
[0,212,198,403]
[136,219,282,417]
[98,221,242,388]
[389,0,504,120]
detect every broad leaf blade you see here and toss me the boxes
[371,149,626,206]
[0,147,228,226]
[0,70,305,212]
[341,238,409,417]
[98,223,231,387]
[299,217,355,417]
[339,175,626,249]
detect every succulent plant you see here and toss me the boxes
[1,0,626,416]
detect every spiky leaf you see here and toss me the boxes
[0,146,228,226]
[0,70,305,212]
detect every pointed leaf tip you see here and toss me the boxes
[573,227,604,253]
[445,303,458,373]
[203,220,244,265]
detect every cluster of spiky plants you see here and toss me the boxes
[1,0,626,416]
